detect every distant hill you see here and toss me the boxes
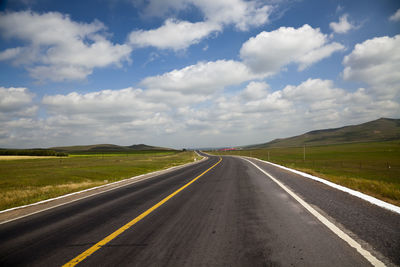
[51,143,174,153]
[128,144,174,150]
[246,118,400,149]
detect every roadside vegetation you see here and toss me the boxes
[0,151,201,211]
[212,141,400,206]
[0,149,68,157]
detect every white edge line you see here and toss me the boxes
[243,158,385,267]
[242,156,400,215]
[0,155,207,224]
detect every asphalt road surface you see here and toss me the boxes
[0,153,399,266]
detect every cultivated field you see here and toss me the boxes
[212,141,400,206]
[0,151,201,211]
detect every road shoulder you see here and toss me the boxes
[240,155,400,266]
[0,156,207,224]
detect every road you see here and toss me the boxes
[0,153,399,266]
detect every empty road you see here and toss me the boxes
[0,153,399,266]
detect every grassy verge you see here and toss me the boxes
[211,141,400,206]
[0,151,202,211]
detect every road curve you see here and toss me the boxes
[0,154,398,266]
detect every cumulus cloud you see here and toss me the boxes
[0,87,33,112]
[240,24,345,74]
[283,78,345,102]
[244,90,292,113]
[240,81,270,101]
[0,87,39,144]
[141,0,271,31]
[281,79,348,124]
[343,35,400,98]
[0,11,132,82]
[0,87,37,119]
[329,14,355,34]
[39,86,213,144]
[39,88,175,146]
[281,79,399,126]
[128,19,221,51]
[43,88,162,118]
[127,0,271,52]
[187,78,399,145]
[389,8,400,22]
[140,60,260,94]
[1,75,399,148]
[140,25,345,95]
[193,0,271,31]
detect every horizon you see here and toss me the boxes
[1,117,397,150]
[1,0,399,149]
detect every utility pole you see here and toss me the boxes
[303,145,306,161]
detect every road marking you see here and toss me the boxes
[0,157,207,225]
[244,158,385,267]
[63,157,222,267]
[247,156,400,215]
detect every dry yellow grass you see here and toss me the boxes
[0,156,63,160]
[1,181,106,209]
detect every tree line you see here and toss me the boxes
[0,149,68,157]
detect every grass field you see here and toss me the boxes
[0,151,201,211]
[212,141,400,206]
[0,156,64,160]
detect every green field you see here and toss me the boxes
[212,141,400,206]
[0,151,200,211]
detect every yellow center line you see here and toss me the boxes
[63,157,222,267]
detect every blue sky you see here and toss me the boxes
[0,0,399,149]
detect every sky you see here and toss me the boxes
[0,0,399,149]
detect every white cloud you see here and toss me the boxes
[0,87,34,112]
[244,90,292,113]
[128,19,221,51]
[39,88,177,146]
[140,60,260,94]
[40,86,211,140]
[296,42,345,71]
[330,14,355,34]
[240,24,345,74]
[139,25,345,98]
[280,79,399,127]
[42,88,165,118]
[194,0,271,31]
[199,77,399,144]
[142,89,209,106]
[343,35,400,98]
[0,87,38,143]
[0,11,132,82]
[140,0,271,31]
[1,75,399,148]
[240,81,270,101]
[389,8,400,22]
[0,47,23,61]
[0,87,37,120]
[127,0,271,52]
[283,78,345,102]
